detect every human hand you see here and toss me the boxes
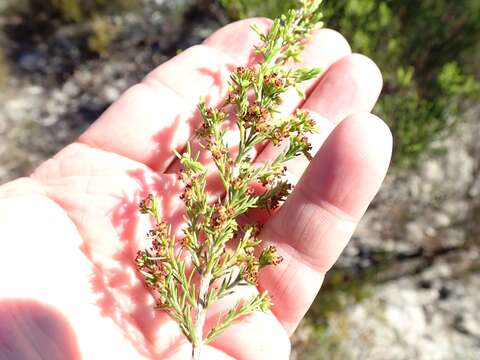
[0,18,391,359]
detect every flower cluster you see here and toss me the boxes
[135,1,324,358]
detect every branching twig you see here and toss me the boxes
[135,1,325,357]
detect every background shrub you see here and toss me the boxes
[5,0,139,24]
[218,0,480,169]
[1,0,140,58]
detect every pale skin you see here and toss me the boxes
[0,17,392,360]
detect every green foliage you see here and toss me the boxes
[325,0,480,168]
[220,0,480,169]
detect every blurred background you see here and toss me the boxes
[0,0,478,358]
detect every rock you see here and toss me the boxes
[104,86,121,103]
[17,50,47,73]
[433,212,451,227]
[405,221,425,244]
[384,290,427,343]
[458,315,480,338]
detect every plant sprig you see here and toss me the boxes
[136,1,324,358]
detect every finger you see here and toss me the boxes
[203,17,272,63]
[206,26,352,121]
[78,18,271,173]
[204,26,352,113]
[167,27,352,183]
[255,54,383,181]
[258,113,392,334]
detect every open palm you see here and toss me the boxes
[0,18,391,360]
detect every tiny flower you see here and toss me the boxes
[135,250,148,268]
[236,66,246,75]
[244,246,255,256]
[251,224,262,236]
[139,194,154,214]
[242,264,259,285]
[180,236,190,250]
[259,295,272,312]
[259,245,283,268]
